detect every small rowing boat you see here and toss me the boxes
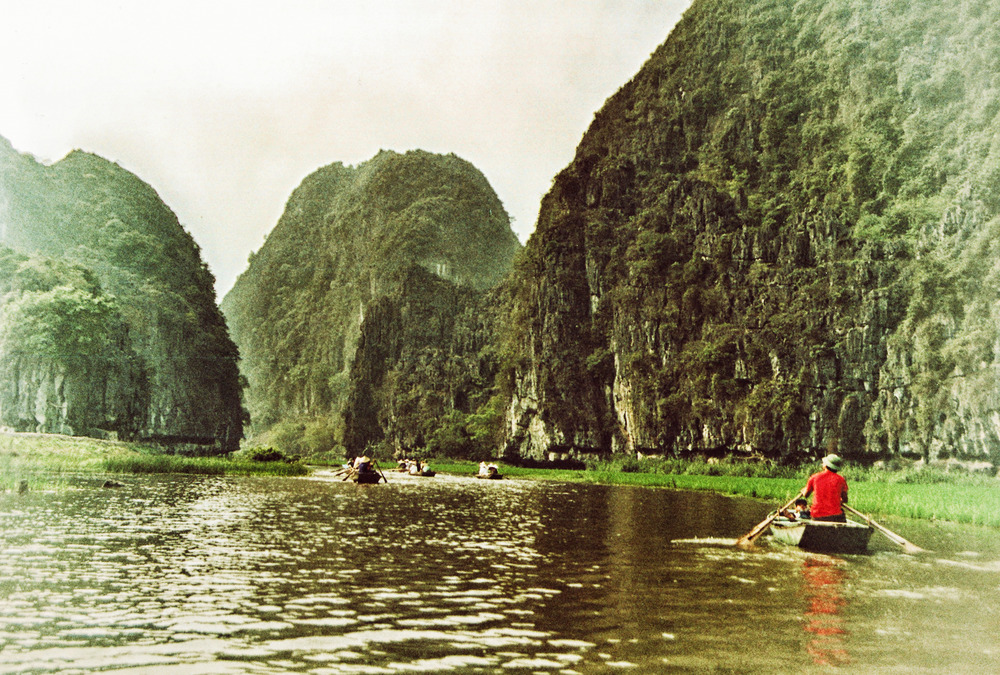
[769,516,872,553]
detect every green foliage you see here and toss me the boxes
[101,454,308,476]
[1,284,118,363]
[251,416,344,457]
[0,141,245,451]
[221,150,520,452]
[421,396,506,461]
[241,447,292,463]
[494,0,1000,461]
[426,411,474,458]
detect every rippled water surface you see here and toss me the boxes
[1,471,999,673]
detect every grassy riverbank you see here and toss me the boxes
[0,432,307,490]
[432,457,1000,528]
[5,432,999,528]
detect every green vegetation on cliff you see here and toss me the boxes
[0,247,147,439]
[222,150,520,457]
[501,0,1000,464]
[0,137,245,451]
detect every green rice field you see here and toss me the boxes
[3,433,999,528]
[432,458,1000,528]
[0,432,307,490]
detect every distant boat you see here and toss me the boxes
[769,517,872,553]
[355,471,382,484]
[477,463,502,480]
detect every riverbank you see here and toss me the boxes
[0,432,308,490]
[5,432,999,528]
[431,458,1000,528]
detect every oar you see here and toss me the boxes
[341,467,358,481]
[844,504,928,554]
[372,458,388,484]
[736,490,805,548]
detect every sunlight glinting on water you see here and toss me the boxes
[1,473,999,672]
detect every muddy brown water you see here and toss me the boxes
[0,471,997,673]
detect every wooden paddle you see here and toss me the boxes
[736,490,805,548]
[843,504,928,554]
[372,458,388,484]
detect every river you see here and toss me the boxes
[0,471,997,673]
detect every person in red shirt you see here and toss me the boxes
[803,454,848,522]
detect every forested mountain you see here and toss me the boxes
[500,0,1000,463]
[0,137,244,451]
[221,150,520,456]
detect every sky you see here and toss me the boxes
[0,0,691,297]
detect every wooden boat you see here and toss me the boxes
[769,516,872,553]
[476,473,503,480]
[355,471,382,484]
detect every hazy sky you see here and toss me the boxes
[1,0,690,297]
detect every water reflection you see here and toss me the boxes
[801,556,849,668]
[0,473,998,672]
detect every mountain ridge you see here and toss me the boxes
[0,136,245,451]
[498,0,1000,464]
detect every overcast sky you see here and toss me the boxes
[1,0,690,297]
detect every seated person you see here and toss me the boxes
[792,497,811,519]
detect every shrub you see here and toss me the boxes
[243,447,290,463]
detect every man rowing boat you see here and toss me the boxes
[803,454,848,522]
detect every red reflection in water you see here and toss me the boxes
[801,557,850,667]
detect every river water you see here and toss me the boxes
[0,471,997,674]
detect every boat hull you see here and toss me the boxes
[355,472,381,484]
[769,517,872,553]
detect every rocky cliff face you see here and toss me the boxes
[342,265,502,454]
[0,247,149,438]
[0,138,244,451]
[502,0,1000,464]
[222,150,520,455]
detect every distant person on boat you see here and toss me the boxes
[803,454,848,522]
[478,461,489,477]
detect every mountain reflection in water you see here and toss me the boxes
[0,472,997,673]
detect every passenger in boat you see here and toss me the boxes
[803,454,848,522]
[779,497,812,521]
[478,461,489,477]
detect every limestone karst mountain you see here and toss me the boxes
[222,149,521,456]
[499,0,1000,463]
[0,136,245,451]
